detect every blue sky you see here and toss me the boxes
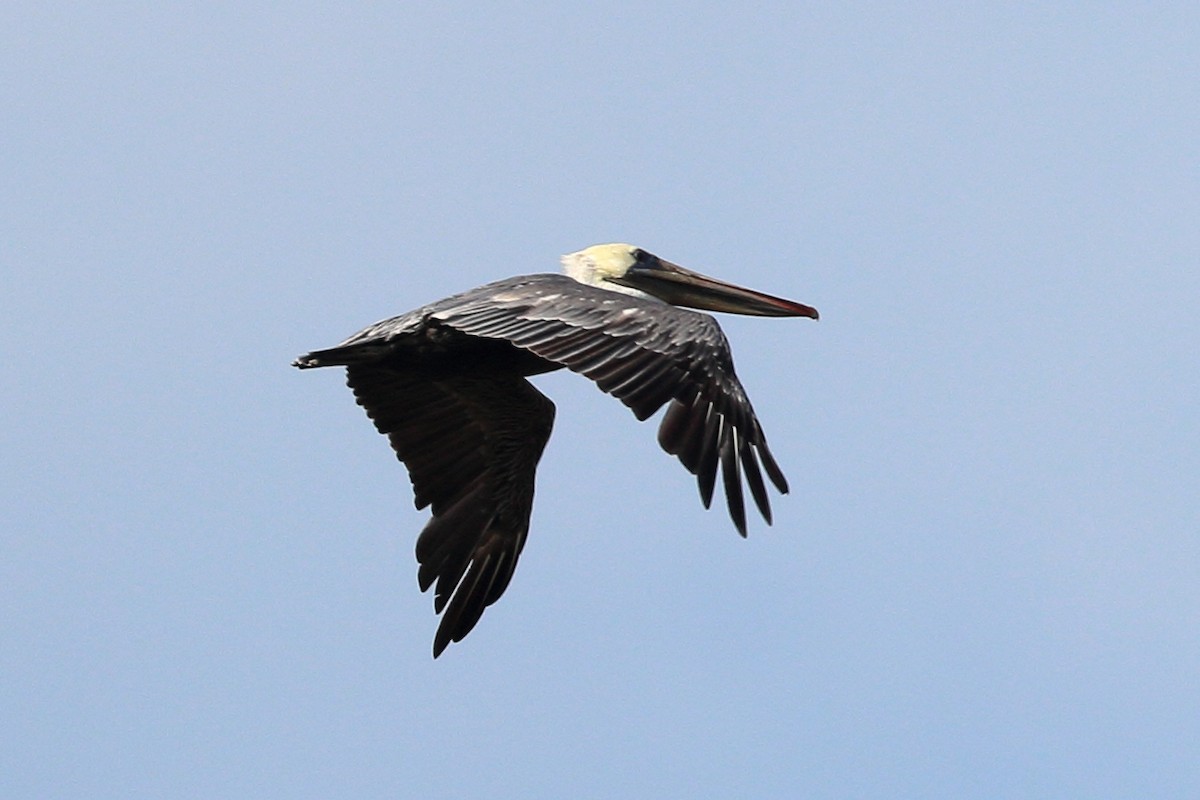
[3,4,1197,798]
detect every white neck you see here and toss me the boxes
[559,250,658,301]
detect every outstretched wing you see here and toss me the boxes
[432,274,789,536]
[346,363,555,657]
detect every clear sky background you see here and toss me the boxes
[3,4,1197,798]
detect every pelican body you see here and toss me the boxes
[294,244,817,656]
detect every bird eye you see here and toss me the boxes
[633,248,652,264]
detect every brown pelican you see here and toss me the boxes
[294,244,817,656]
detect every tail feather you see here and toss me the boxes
[292,342,396,369]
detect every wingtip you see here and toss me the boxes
[432,627,452,658]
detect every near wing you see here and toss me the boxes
[346,363,555,657]
[434,274,789,536]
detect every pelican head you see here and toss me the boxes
[561,243,819,319]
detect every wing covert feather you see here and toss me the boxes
[434,275,789,531]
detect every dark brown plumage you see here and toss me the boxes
[295,245,816,656]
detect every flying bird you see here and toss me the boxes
[294,244,818,656]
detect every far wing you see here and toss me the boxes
[346,363,555,657]
[434,275,789,536]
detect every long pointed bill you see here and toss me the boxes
[614,259,819,319]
